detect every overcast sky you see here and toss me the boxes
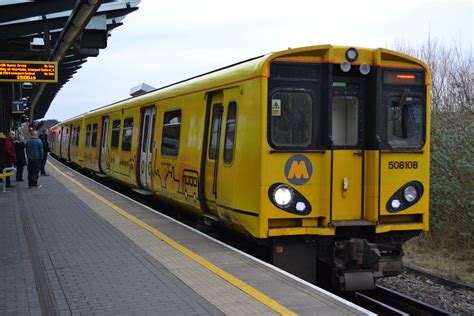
[44,0,473,120]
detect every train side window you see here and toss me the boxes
[91,123,98,147]
[223,102,237,164]
[111,119,121,149]
[270,91,312,147]
[85,124,91,147]
[122,117,133,151]
[75,126,80,146]
[161,110,181,156]
[209,104,223,160]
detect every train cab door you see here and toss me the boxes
[99,117,109,174]
[139,107,156,191]
[330,78,366,222]
[203,92,224,213]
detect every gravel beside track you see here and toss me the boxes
[378,270,474,314]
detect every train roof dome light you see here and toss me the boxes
[345,47,358,62]
[340,61,351,72]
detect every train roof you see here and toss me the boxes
[54,44,429,123]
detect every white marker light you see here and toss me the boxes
[360,63,371,75]
[391,199,401,209]
[295,202,306,212]
[340,61,351,72]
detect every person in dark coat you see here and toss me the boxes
[4,131,17,188]
[26,131,44,188]
[14,135,27,181]
[39,129,50,176]
[0,133,5,181]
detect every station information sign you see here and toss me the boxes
[0,60,58,83]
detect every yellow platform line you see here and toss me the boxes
[49,162,296,316]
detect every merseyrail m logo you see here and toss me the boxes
[285,155,313,185]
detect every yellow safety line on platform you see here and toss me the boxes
[48,162,296,316]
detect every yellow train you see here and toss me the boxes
[50,45,430,291]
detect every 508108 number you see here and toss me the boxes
[388,161,418,169]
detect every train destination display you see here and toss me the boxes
[0,60,58,83]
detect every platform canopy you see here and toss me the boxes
[0,0,139,126]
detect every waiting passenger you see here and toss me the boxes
[39,129,50,176]
[26,131,44,188]
[14,135,27,181]
[4,131,17,188]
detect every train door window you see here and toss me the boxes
[209,104,223,160]
[386,92,423,148]
[270,91,312,147]
[150,113,155,153]
[85,124,91,147]
[121,117,133,151]
[75,126,80,146]
[331,96,358,146]
[91,123,98,147]
[71,127,75,145]
[223,102,237,164]
[111,119,121,149]
[161,110,181,156]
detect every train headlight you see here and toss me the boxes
[404,185,418,202]
[273,185,293,208]
[345,47,358,62]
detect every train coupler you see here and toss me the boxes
[332,238,380,291]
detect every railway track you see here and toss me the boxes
[353,285,453,315]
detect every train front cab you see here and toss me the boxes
[260,46,430,290]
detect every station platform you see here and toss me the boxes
[0,157,373,315]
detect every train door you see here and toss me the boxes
[330,78,366,221]
[67,124,73,161]
[59,126,64,158]
[204,92,224,212]
[139,107,155,191]
[99,117,109,173]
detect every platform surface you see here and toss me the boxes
[0,157,372,315]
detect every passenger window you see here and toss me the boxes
[85,124,91,147]
[122,118,133,151]
[209,104,223,160]
[223,102,237,164]
[91,123,98,147]
[386,92,423,148]
[161,110,181,156]
[75,126,80,146]
[270,91,312,147]
[331,96,359,146]
[111,119,121,149]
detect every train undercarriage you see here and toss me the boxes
[269,227,421,291]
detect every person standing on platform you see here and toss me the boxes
[0,133,5,184]
[39,129,50,176]
[26,131,44,188]
[4,131,17,188]
[14,135,27,181]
